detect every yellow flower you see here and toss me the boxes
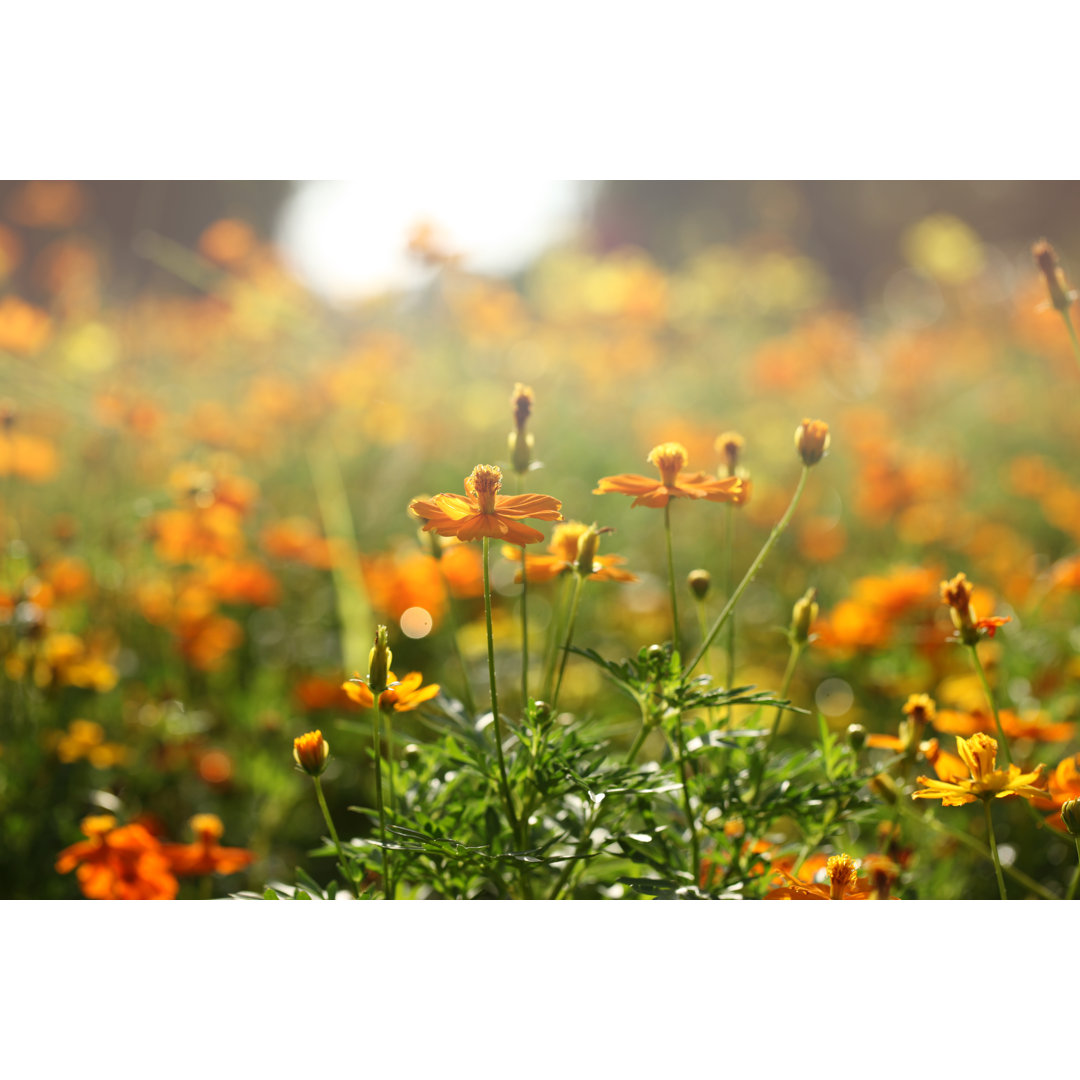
[343,671,439,712]
[293,730,330,776]
[911,733,1046,807]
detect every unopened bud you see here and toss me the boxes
[715,431,745,478]
[687,569,711,600]
[509,383,535,474]
[1061,798,1080,836]
[293,730,330,776]
[575,523,612,578]
[846,723,867,752]
[508,429,534,475]
[795,419,830,467]
[790,587,819,644]
[1033,239,1073,313]
[367,625,392,695]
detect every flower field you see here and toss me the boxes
[6,180,1080,900]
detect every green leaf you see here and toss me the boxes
[262,888,279,900]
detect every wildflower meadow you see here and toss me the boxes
[7,180,1080,902]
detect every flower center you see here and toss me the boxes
[467,464,503,514]
[826,853,858,899]
[647,442,689,487]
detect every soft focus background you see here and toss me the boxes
[5,179,1080,898]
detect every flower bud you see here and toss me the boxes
[715,431,745,478]
[1033,239,1073,313]
[846,723,867,752]
[293,730,330,776]
[367,625,392,695]
[687,569,711,600]
[790,587,818,645]
[1061,798,1080,837]
[509,383,534,475]
[795,419,830,467]
[574,523,613,578]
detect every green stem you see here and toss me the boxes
[670,719,699,880]
[897,802,1055,899]
[483,536,521,846]
[625,723,649,766]
[693,598,717,729]
[750,641,804,804]
[664,501,680,656]
[968,643,1011,766]
[541,575,571,702]
[312,776,359,899]
[520,544,529,707]
[438,562,478,716]
[723,502,736,723]
[1061,308,1080,373]
[1068,838,1080,901]
[371,705,392,899]
[983,798,1008,900]
[548,801,602,900]
[686,466,809,677]
[551,573,585,712]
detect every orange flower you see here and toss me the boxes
[56,815,178,900]
[410,464,562,545]
[161,814,255,876]
[1032,753,1080,831]
[594,442,746,508]
[940,571,1011,644]
[912,733,1046,807]
[765,853,874,900]
[503,521,638,584]
[293,729,330,776]
[0,429,59,481]
[343,671,440,712]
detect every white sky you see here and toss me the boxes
[276,180,591,302]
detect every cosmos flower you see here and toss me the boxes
[911,733,1046,807]
[594,442,746,509]
[409,464,562,546]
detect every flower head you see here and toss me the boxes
[344,670,439,712]
[504,521,637,584]
[293,730,330,776]
[409,464,562,546]
[940,572,1011,644]
[594,442,746,509]
[912,733,1046,807]
[765,851,874,900]
[795,419,830,466]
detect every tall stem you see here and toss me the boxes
[983,798,1008,900]
[438,562,478,716]
[483,536,521,845]
[1061,308,1080,373]
[969,644,1011,766]
[625,722,649,766]
[670,719,699,880]
[1068,838,1080,901]
[750,641,804,804]
[312,776,359,899]
[551,574,585,712]
[686,466,809,677]
[723,502,736,723]
[370,704,392,899]
[519,544,529,706]
[541,575,571,702]
[664,501,680,656]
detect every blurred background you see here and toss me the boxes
[4,179,1080,898]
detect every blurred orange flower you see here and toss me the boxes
[410,464,562,546]
[765,853,874,900]
[161,814,254,876]
[0,429,59,481]
[56,815,178,900]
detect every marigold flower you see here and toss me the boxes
[161,814,255,876]
[343,670,439,712]
[410,464,562,545]
[56,815,178,900]
[503,521,637,584]
[911,733,1046,807]
[795,419,830,466]
[293,730,330,776]
[594,442,746,508]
